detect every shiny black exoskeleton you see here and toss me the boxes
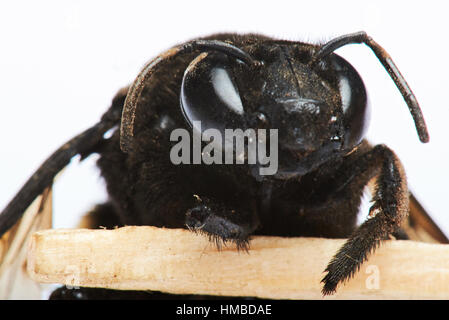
[0,32,429,295]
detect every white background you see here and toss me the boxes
[1,1,448,234]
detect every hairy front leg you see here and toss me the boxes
[185,195,259,250]
[321,144,409,295]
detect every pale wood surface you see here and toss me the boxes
[27,226,449,299]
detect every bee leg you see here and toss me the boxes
[321,144,409,295]
[0,88,127,238]
[78,202,123,229]
[185,196,259,251]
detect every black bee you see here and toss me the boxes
[0,31,446,297]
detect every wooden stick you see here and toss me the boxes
[27,226,449,299]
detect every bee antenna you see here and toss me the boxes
[120,40,260,153]
[311,31,429,143]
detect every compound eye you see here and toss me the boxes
[180,52,246,137]
[331,55,371,149]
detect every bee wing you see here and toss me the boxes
[402,193,449,244]
[0,186,53,299]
